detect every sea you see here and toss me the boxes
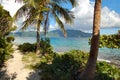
[13,28,120,62]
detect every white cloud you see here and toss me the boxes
[1,0,120,31]
[61,0,120,31]
[1,0,23,17]
[101,7,120,27]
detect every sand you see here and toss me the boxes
[0,45,40,80]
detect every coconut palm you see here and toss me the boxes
[79,0,102,80]
[14,0,76,54]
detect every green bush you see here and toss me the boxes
[6,36,15,43]
[40,38,53,55]
[0,38,13,67]
[35,50,120,80]
[19,43,35,52]
[18,38,53,55]
[39,50,89,80]
[89,34,120,49]
[95,61,120,80]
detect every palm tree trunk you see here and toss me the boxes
[78,0,102,80]
[36,21,41,54]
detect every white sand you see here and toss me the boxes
[0,45,40,80]
[97,58,111,63]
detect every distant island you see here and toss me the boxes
[10,30,92,38]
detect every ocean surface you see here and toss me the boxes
[13,28,120,62]
[13,37,120,62]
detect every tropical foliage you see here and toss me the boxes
[95,61,120,80]
[22,50,120,80]
[99,31,120,48]
[0,38,14,67]
[18,38,53,55]
[14,0,76,54]
[0,5,14,67]
[89,30,120,49]
[0,5,14,37]
[23,50,88,80]
[18,43,36,52]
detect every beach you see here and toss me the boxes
[0,45,40,80]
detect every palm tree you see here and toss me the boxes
[14,0,76,54]
[79,0,102,80]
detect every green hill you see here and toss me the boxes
[10,30,91,38]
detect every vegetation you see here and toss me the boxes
[0,5,14,67]
[38,50,88,80]
[14,0,76,54]
[18,38,53,55]
[0,5,14,37]
[89,30,120,49]
[99,31,120,49]
[22,52,41,69]
[1,1,119,80]
[21,50,120,80]
[39,50,120,80]
[0,38,14,67]
[19,43,35,52]
[95,61,120,80]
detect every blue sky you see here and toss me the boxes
[1,0,120,34]
[90,0,120,13]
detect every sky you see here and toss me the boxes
[1,0,120,33]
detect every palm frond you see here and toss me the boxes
[69,0,77,7]
[21,18,33,30]
[21,7,38,30]
[51,2,74,24]
[52,0,77,7]
[13,4,30,21]
[52,11,67,37]
[44,12,49,35]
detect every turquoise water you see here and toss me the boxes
[13,37,90,52]
[13,27,120,61]
[13,36,120,61]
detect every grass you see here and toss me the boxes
[22,52,41,69]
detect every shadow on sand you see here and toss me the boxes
[26,70,40,80]
[0,68,17,80]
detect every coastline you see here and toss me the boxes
[97,58,111,63]
[56,51,120,68]
[12,44,120,68]
[97,58,120,68]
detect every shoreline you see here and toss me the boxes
[97,58,111,63]
[56,50,120,67]
[12,44,120,68]
[98,58,120,68]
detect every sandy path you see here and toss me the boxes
[0,45,40,80]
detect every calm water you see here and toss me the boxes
[13,36,120,62]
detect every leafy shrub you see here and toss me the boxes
[19,43,35,52]
[89,34,120,49]
[0,5,15,67]
[99,34,120,48]
[18,38,53,55]
[0,38,13,67]
[95,61,120,80]
[38,50,89,80]
[40,38,53,55]
[6,36,15,43]
[21,51,56,70]
[35,50,120,80]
